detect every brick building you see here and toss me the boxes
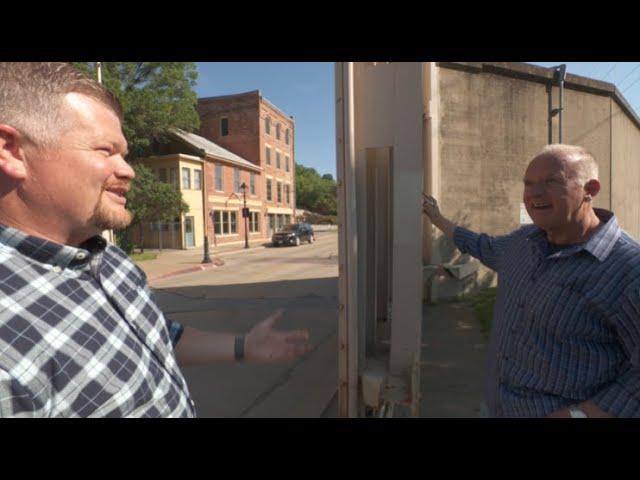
[136,90,297,249]
[198,90,296,237]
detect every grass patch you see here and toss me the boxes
[466,287,497,337]
[130,252,158,262]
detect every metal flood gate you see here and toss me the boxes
[335,62,430,417]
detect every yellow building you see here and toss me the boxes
[131,153,205,250]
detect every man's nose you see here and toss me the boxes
[114,155,135,180]
[529,182,545,196]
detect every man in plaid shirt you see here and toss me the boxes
[0,62,311,417]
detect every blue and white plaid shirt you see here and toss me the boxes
[454,208,640,417]
[0,223,196,417]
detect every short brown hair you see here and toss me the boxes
[0,62,123,146]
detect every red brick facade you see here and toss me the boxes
[198,91,296,246]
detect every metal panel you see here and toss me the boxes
[388,63,425,377]
[337,62,427,417]
[335,63,359,418]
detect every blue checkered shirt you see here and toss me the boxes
[454,208,640,417]
[0,224,196,417]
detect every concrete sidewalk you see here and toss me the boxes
[135,239,268,281]
[134,231,337,282]
[321,300,487,418]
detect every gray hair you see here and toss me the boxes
[536,144,599,186]
[0,62,122,146]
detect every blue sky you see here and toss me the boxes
[194,63,640,179]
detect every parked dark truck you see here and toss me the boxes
[272,223,315,247]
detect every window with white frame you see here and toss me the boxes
[277,181,282,203]
[213,211,223,234]
[215,163,223,191]
[229,211,237,233]
[276,123,281,140]
[182,167,191,189]
[265,146,271,165]
[250,173,256,195]
[169,168,178,189]
[285,184,290,204]
[276,152,281,169]
[266,178,272,201]
[194,169,202,190]
[285,155,290,172]
[285,128,290,145]
[249,212,259,233]
[234,168,240,193]
[159,168,167,183]
[265,116,271,135]
[213,211,238,235]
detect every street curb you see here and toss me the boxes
[145,231,336,283]
[147,244,265,282]
[149,258,224,282]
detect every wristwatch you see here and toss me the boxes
[234,335,245,361]
[568,404,588,418]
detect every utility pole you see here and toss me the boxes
[96,62,115,245]
[550,64,567,143]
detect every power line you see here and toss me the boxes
[602,63,618,80]
[622,74,640,94]
[617,63,640,89]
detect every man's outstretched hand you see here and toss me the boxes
[422,194,442,220]
[245,310,312,363]
[422,194,457,240]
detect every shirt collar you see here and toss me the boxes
[0,223,107,269]
[526,208,621,262]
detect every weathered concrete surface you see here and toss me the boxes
[612,99,640,239]
[430,63,625,301]
[420,302,487,418]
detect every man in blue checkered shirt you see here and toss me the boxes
[0,62,311,417]
[423,144,640,418]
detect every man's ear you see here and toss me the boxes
[584,179,601,201]
[0,124,28,180]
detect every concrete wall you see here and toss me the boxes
[561,88,611,211]
[432,64,622,299]
[611,99,640,239]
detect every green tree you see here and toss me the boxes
[121,164,189,253]
[295,164,337,215]
[72,62,200,160]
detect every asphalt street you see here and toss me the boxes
[150,232,339,417]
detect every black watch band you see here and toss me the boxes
[234,335,245,361]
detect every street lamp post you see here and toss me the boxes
[240,182,250,249]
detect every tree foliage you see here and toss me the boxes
[72,62,200,160]
[120,164,190,253]
[295,164,337,215]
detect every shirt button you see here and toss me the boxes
[52,266,62,273]
[76,252,87,260]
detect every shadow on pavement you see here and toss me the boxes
[153,277,339,418]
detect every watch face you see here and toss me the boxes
[570,407,588,418]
